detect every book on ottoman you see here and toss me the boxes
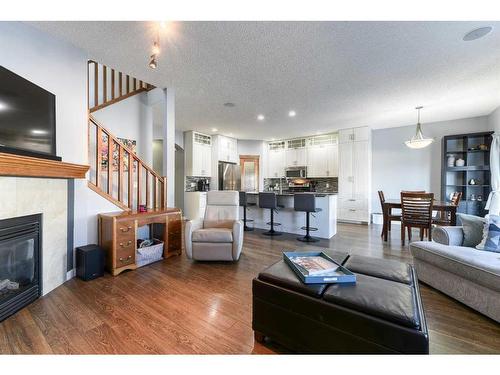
[283,251,356,284]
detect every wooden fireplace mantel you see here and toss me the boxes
[0,152,89,179]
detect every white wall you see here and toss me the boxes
[175,129,184,149]
[488,106,500,133]
[237,140,266,191]
[371,115,492,211]
[92,93,152,163]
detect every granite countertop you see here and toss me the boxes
[246,192,337,197]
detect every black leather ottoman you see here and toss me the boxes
[252,252,429,354]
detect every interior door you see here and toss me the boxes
[240,155,260,192]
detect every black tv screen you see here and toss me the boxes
[0,66,57,160]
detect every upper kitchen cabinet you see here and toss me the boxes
[214,135,238,163]
[306,134,338,177]
[267,141,286,178]
[338,126,371,223]
[285,138,307,167]
[339,127,370,143]
[185,131,212,177]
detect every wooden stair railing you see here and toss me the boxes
[88,115,167,211]
[87,60,155,113]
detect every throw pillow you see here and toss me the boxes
[476,215,500,253]
[457,213,486,247]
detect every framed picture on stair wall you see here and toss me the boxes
[101,134,137,172]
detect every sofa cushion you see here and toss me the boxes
[258,251,350,298]
[323,273,420,329]
[343,255,413,285]
[192,228,233,243]
[410,241,500,292]
[476,215,500,253]
[457,213,486,247]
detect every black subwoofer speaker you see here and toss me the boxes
[76,244,105,281]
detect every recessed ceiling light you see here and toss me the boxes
[288,110,296,117]
[32,129,48,135]
[211,128,218,132]
[223,102,235,107]
[463,27,493,41]
[257,114,265,121]
[0,101,8,111]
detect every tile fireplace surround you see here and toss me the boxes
[0,177,68,295]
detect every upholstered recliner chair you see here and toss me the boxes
[185,191,243,261]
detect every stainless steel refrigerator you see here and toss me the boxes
[218,162,241,191]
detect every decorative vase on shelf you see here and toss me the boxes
[455,158,465,167]
[447,155,455,167]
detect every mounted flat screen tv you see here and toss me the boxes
[0,66,60,161]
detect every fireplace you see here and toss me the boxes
[0,214,42,322]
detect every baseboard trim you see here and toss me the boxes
[66,268,75,281]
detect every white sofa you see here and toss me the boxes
[185,191,243,261]
[410,226,500,323]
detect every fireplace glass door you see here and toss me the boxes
[0,214,41,322]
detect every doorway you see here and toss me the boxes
[240,155,260,192]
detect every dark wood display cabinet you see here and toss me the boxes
[441,131,494,218]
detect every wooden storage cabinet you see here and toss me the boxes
[99,209,183,276]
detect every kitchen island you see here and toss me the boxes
[242,192,337,239]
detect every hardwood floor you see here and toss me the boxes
[1,223,500,354]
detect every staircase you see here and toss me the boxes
[87,60,154,113]
[87,61,166,211]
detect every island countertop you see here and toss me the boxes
[242,193,337,239]
[245,192,337,197]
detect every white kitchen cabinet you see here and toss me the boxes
[185,131,212,177]
[216,135,238,163]
[267,148,285,178]
[285,138,307,167]
[285,147,307,167]
[338,126,371,223]
[306,143,338,177]
[339,126,370,143]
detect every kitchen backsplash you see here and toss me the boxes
[264,177,338,193]
[185,176,211,192]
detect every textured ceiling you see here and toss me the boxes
[30,21,500,140]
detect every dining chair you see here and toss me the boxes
[432,191,462,226]
[400,192,434,245]
[378,190,401,238]
[401,190,426,193]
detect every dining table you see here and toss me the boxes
[382,199,457,242]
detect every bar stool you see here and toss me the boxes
[294,193,322,242]
[259,192,282,236]
[239,191,254,231]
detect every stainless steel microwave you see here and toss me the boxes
[285,167,307,178]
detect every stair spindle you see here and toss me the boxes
[118,146,124,202]
[118,72,123,96]
[111,69,115,100]
[103,65,107,103]
[94,62,99,108]
[96,127,103,188]
[128,152,133,208]
[137,163,142,210]
[145,170,150,208]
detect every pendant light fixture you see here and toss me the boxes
[405,106,434,149]
[149,28,160,69]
